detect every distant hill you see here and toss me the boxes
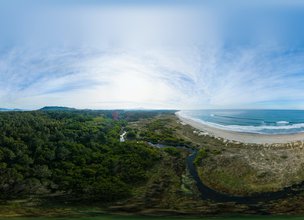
[39,106,77,111]
[0,108,22,112]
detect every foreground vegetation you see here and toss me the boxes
[4,215,304,220]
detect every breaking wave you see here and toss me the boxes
[177,111,304,134]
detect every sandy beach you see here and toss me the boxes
[176,113,304,144]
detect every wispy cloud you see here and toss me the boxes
[1,1,304,109]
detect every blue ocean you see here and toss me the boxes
[178,110,304,134]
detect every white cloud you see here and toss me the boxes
[1,2,304,109]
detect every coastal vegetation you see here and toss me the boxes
[0,110,169,202]
[1,109,304,217]
[193,148,208,166]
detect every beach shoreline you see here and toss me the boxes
[176,112,304,144]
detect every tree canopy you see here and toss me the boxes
[0,110,162,202]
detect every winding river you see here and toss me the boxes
[148,142,304,204]
[187,150,304,204]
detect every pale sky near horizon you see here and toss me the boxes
[1,0,304,110]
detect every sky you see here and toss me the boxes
[1,0,304,110]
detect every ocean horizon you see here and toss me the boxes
[178,109,304,135]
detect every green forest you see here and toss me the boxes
[0,109,175,202]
